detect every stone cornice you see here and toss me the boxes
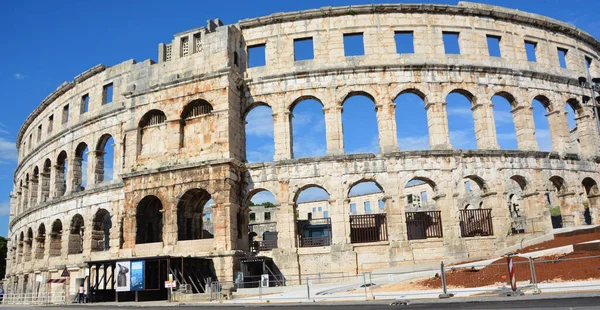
[238,2,600,53]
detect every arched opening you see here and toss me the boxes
[68,214,84,254]
[548,176,567,228]
[492,93,518,150]
[92,209,112,251]
[566,99,582,154]
[507,175,527,234]
[180,99,214,149]
[49,219,62,257]
[342,93,379,154]
[446,90,477,149]
[73,143,88,192]
[404,178,441,240]
[291,98,326,158]
[17,231,23,264]
[177,188,214,241]
[138,109,167,156]
[244,104,274,162]
[35,223,46,259]
[136,195,163,244]
[31,167,39,207]
[348,180,387,243]
[532,96,552,151]
[395,91,429,150]
[23,174,29,211]
[24,228,33,262]
[55,151,68,197]
[459,175,494,237]
[96,134,115,183]
[294,186,331,247]
[246,189,277,252]
[582,177,598,225]
[41,159,51,202]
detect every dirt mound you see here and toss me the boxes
[419,251,600,289]
[517,232,600,253]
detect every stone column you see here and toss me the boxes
[574,109,600,158]
[70,156,83,193]
[472,100,499,150]
[275,202,296,249]
[425,102,452,150]
[547,110,569,154]
[88,150,104,186]
[30,175,39,208]
[40,171,50,203]
[21,184,28,212]
[376,102,399,153]
[273,111,292,160]
[331,198,347,245]
[558,192,579,227]
[511,105,538,151]
[324,106,344,155]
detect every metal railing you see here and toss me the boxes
[299,235,331,247]
[1,291,66,305]
[406,211,443,240]
[349,214,388,243]
[460,209,493,237]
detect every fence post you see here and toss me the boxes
[438,262,453,298]
[528,257,541,294]
[259,279,262,301]
[306,277,310,301]
[362,273,368,300]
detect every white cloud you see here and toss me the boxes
[247,143,274,163]
[347,135,379,154]
[0,200,10,216]
[493,110,514,124]
[446,107,473,117]
[535,129,553,151]
[0,136,17,163]
[250,191,276,204]
[496,132,517,141]
[449,129,477,149]
[398,135,430,150]
[297,187,329,203]
[246,107,274,138]
[13,73,26,80]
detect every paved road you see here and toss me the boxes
[3,294,600,309]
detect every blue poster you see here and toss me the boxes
[130,261,145,291]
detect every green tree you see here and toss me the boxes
[0,236,7,278]
[262,202,276,208]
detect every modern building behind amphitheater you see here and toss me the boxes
[6,1,600,301]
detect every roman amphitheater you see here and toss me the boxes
[6,1,600,301]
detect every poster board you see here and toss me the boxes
[115,261,131,292]
[130,261,145,291]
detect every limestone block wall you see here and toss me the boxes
[7,2,600,293]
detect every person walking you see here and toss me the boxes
[78,284,85,303]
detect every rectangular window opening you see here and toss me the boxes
[350,203,357,214]
[294,37,314,61]
[103,84,113,104]
[586,56,593,74]
[465,181,472,192]
[395,31,414,54]
[557,48,568,68]
[81,94,89,114]
[48,115,54,133]
[37,125,42,142]
[62,105,69,124]
[421,191,428,202]
[249,213,256,222]
[343,33,365,57]
[486,35,501,57]
[364,201,371,213]
[525,41,537,62]
[442,32,460,55]
[264,212,271,221]
[248,44,266,68]
[324,211,329,218]
[378,200,384,210]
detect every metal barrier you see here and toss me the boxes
[1,291,66,305]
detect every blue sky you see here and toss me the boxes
[1,0,599,236]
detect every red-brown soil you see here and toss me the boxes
[419,251,600,288]
[517,231,600,254]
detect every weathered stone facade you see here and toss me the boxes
[7,1,600,296]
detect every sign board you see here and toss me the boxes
[130,261,145,291]
[60,268,70,277]
[260,274,269,288]
[169,274,173,282]
[115,261,131,292]
[36,275,43,283]
[164,280,176,288]
[47,279,66,284]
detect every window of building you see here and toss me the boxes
[324,211,329,218]
[525,41,537,62]
[264,212,271,221]
[249,212,256,222]
[394,31,414,54]
[81,94,89,114]
[557,48,568,68]
[248,44,266,68]
[318,206,322,212]
[465,181,472,192]
[350,203,357,214]
[37,125,42,142]
[364,201,371,213]
[343,33,364,56]
[103,84,113,104]
[421,191,428,202]
[486,35,501,57]
[28,134,32,150]
[442,32,460,55]
[194,33,202,53]
[312,207,316,213]
[181,37,189,57]
[586,56,593,74]
[378,200,384,210]
[48,115,53,133]
[62,105,69,124]
[294,37,314,61]
[407,195,413,204]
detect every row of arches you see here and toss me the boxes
[15,134,115,216]
[12,209,112,264]
[244,89,591,162]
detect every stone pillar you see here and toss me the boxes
[575,109,600,158]
[331,198,347,245]
[558,192,579,227]
[547,110,570,154]
[511,105,538,151]
[21,184,28,212]
[275,203,297,249]
[89,150,105,186]
[273,111,292,160]
[376,102,399,153]
[472,101,499,150]
[40,171,50,203]
[425,102,452,150]
[70,155,83,193]
[29,175,39,208]
[385,195,404,241]
[587,194,600,225]
[163,203,178,247]
[324,106,344,155]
